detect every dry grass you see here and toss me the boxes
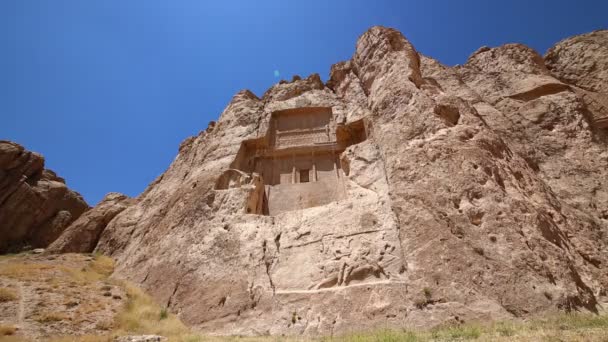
[322,312,608,341]
[0,262,55,281]
[0,254,114,286]
[79,310,606,342]
[73,295,107,316]
[33,311,70,323]
[67,255,115,285]
[0,253,19,262]
[0,287,18,302]
[94,320,114,331]
[0,324,17,336]
[5,253,607,342]
[42,276,201,341]
[112,282,191,340]
[0,337,29,342]
[46,336,113,342]
[37,283,608,342]
[85,255,115,278]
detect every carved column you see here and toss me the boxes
[334,155,339,179]
[312,151,317,182]
[292,153,297,183]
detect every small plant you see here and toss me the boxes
[414,287,434,309]
[76,300,105,315]
[113,281,190,337]
[495,322,515,337]
[83,255,115,279]
[0,287,17,302]
[182,336,204,342]
[160,307,169,320]
[548,312,608,330]
[414,298,427,309]
[47,335,114,342]
[422,287,432,300]
[328,329,421,342]
[371,330,419,342]
[430,324,482,340]
[447,325,481,339]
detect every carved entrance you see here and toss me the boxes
[218,107,367,215]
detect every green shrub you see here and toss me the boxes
[160,307,169,320]
[422,287,432,300]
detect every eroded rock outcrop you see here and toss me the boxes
[545,30,608,129]
[92,27,607,335]
[0,141,89,253]
[47,192,133,253]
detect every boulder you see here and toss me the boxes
[47,192,133,253]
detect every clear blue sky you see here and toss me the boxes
[2,1,606,205]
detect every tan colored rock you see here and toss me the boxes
[91,26,607,336]
[545,30,608,129]
[47,193,133,253]
[115,336,166,342]
[0,141,89,253]
[0,253,126,340]
[545,30,608,93]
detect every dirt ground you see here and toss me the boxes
[0,253,125,341]
[0,252,607,342]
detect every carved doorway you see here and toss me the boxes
[300,169,310,183]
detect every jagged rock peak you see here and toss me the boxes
[545,29,608,93]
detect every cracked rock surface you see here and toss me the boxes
[47,192,133,254]
[0,141,89,253]
[89,27,608,336]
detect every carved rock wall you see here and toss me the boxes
[92,27,607,336]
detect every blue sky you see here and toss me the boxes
[2,1,606,205]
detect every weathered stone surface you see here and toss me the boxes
[93,26,607,336]
[545,30,608,93]
[0,141,89,253]
[0,253,127,340]
[47,193,133,253]
[545,30,608,129]
[115,335,166,342]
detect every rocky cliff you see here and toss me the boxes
[47,192,133,254]
[63,27,607,335]
[0,141,89,253]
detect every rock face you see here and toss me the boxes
[0,141,89,253]
[545,30,608,128]
[94,27,608,335]
[47,193,132,254]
